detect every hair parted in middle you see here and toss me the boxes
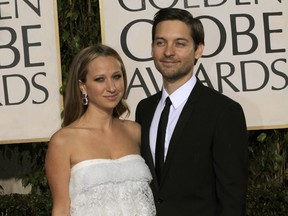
[63,44,130,126]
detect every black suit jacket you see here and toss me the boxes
[135,79,248,216]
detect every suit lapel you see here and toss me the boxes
[140,93,162,189]
[160,80,202,186]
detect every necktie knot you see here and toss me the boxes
[165,97,171,107]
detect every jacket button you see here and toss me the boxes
[157,198,163,204]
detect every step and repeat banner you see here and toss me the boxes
[0,1,287,144]
[0,0,62,144]
[100,0,288,130]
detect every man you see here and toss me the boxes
[135,8,248,216]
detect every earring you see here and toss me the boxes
[82,93,88,105]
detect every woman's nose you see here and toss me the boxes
[106,79,116,92]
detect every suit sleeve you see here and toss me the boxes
[213,101,248,216]
[135,101,142,124]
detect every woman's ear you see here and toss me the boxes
[78,80,86,93]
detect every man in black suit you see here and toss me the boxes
[135,8,248,216]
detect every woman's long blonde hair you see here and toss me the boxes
[63,44,130,126]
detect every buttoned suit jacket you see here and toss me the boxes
[135,79,248,216]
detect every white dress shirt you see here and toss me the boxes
[149,74,197,164]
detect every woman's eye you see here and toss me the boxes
[113,74,122,80]
[94,77,104,82]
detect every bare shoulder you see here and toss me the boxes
[118,119,141,144]
[120,119,141,132]
[48,127,78,150]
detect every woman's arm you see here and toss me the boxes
[45,131,71,216]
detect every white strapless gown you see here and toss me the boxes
[69,154,156,216]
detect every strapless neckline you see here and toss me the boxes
[69,153,156,215]
[71,154,141,172]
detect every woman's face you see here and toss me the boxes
[80,56,125,112]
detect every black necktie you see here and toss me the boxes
[155,97,172,184]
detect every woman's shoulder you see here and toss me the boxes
[117,119,141,143]
[119,119,140,131]
[49,126,79,148]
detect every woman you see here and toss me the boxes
[45,44,156,216]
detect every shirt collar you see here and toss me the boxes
[162,74,197,109]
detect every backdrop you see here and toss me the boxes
[0,0,62,144]
[100,0,288,130]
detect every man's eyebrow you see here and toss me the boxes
[175,38,189,41]
[154,37,188,41]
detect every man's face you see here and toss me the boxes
[152,20,203,85]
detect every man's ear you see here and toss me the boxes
[195,43,204,60]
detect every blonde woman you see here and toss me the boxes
[45,44,156,216]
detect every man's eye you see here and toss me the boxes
[155,41,165,46]
[176,42,186,47]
